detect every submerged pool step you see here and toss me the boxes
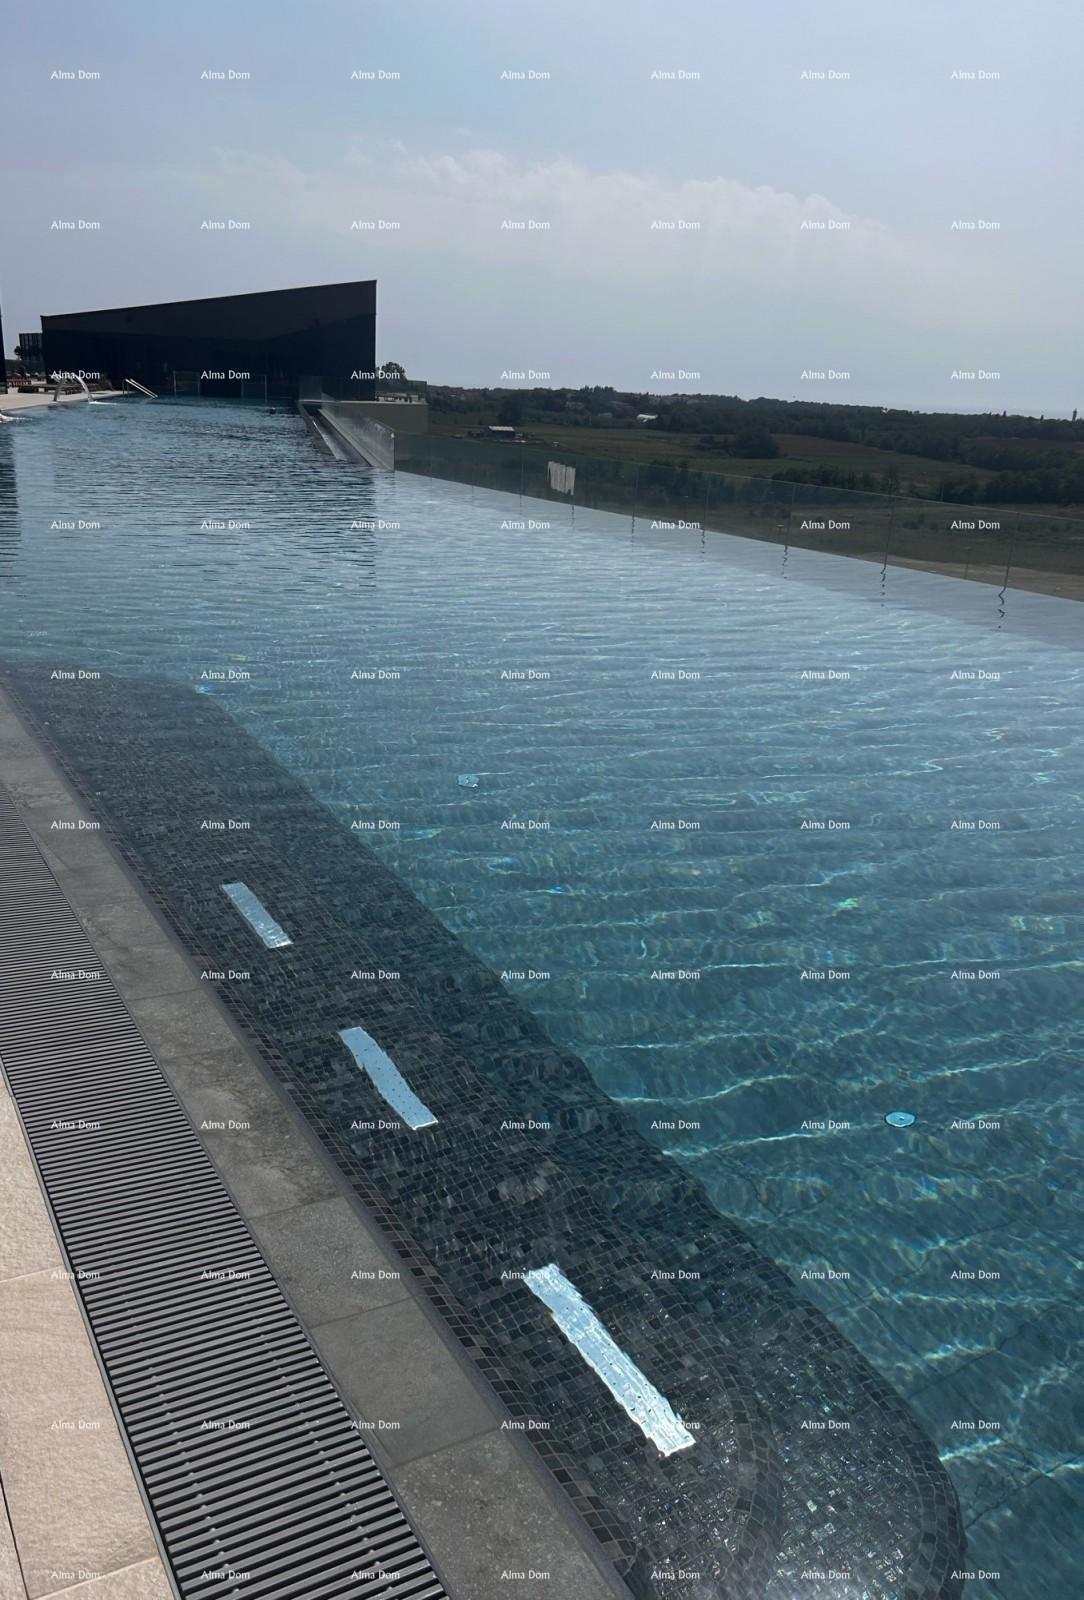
[523,1263,696,1457]
[0,787,448,1600]
[339,1025,438,1130]
[221,880,293,948]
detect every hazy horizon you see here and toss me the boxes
[5,0,1080,414]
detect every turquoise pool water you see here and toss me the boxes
[2,400,1080,1596]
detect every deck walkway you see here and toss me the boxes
[0,390,128,416]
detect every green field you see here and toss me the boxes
[427,413,1084,518]
[428,415,975,492]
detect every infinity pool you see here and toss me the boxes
[2,400,1080,1597]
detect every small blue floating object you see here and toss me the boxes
[885,1110,916,1128]
[457,773,479,788]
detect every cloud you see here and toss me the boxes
[178,144,1000,331]
[6,141,1045,399]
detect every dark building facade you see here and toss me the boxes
[0,294,7,392]
[41,280,376,398]
[17,333,44,373]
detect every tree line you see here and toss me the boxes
[431,387,1084,506]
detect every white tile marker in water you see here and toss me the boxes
[523,1263,695,1455]
[338,1026,438,1130]
[220,882,293,948]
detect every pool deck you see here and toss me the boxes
[0,686,629,1600]
[0,391,127,416]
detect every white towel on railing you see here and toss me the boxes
[547,460,576,496]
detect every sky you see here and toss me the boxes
[4,0,1080,412]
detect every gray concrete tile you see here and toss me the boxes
[0,728,31,759]
[251,1195,411,1323]
[0,722,35,760]
[127,991,242,1064]
[0,761,73,811]
[50,1557,174,1600]
[3,832,191,1004]
[0,1272,157,1599]
[31,856,130,909]
[0,1083,63,1284]
[165,1048,339,1218]
[8,815,114,875]
[58,884,177,957]
[79,929,200,1004]
[311,1298,497,1468]
[396,1431,619,1600]
[21,823,180,951]
[152,1039,269,1104]
[0,697,45,764]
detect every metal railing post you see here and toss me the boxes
[883,494,896,568]
[1002,515,1021,591]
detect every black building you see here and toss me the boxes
[41,280,377,398]
[16,333,44,374]
[0,294,7,392]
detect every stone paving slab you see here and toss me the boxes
[312,1298,500,1469]
[0,1271,161,1598]
[0,1087,63,1285]
[251,1194,412,1321]
[397,1431,630,1600]
[51,1560,175,1600]
[155,1042,342,1218]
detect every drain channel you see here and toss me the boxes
[0,786,449,1600]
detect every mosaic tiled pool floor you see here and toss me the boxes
[4,667,966,1600]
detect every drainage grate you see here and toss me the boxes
[0,786,449,1600]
